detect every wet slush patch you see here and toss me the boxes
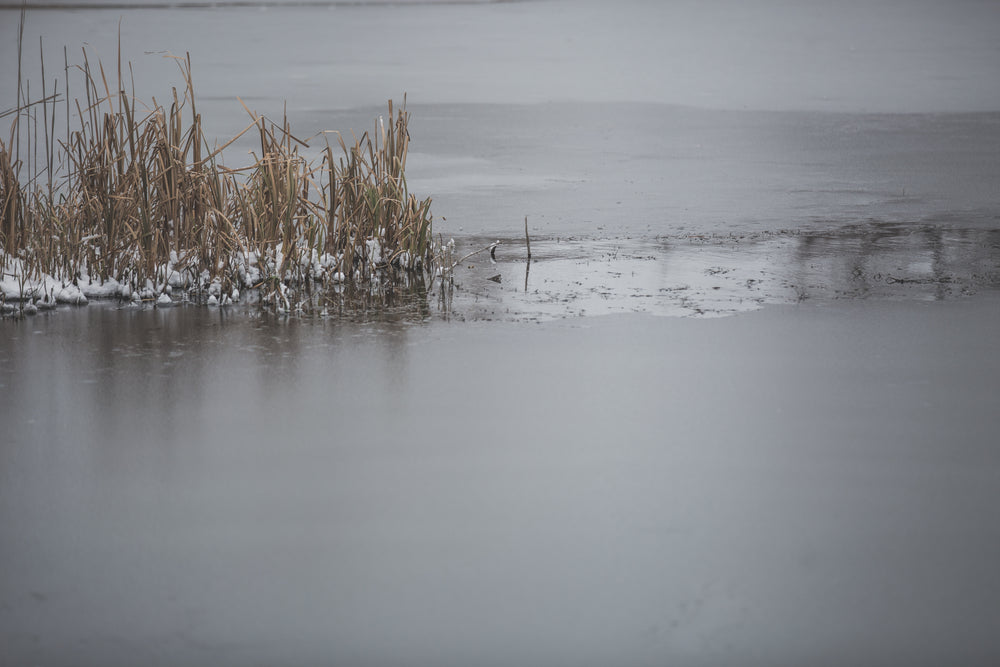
[438,222,1000,321]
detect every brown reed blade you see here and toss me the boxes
[3,40,434,310]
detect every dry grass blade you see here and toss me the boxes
[2,24,435,314]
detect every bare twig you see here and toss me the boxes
[525,215,531,260]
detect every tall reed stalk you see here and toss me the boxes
[1,24,434,310]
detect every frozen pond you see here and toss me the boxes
[3,298,1000,666]
[3,0,1000,664]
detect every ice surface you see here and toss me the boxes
[3,298,1000,666]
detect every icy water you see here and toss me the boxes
[3,298,1000,667]
[3,0,1000,665]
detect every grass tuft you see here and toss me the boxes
[1,26,435,313]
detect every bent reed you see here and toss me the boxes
[1,35,435,314]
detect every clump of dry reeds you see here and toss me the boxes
[1,23,434,312]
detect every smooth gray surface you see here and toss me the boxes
[6,0,1000,113]
[3,297,1000,666]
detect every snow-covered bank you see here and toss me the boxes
[0,236,411,316]
[1,255,94,308]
